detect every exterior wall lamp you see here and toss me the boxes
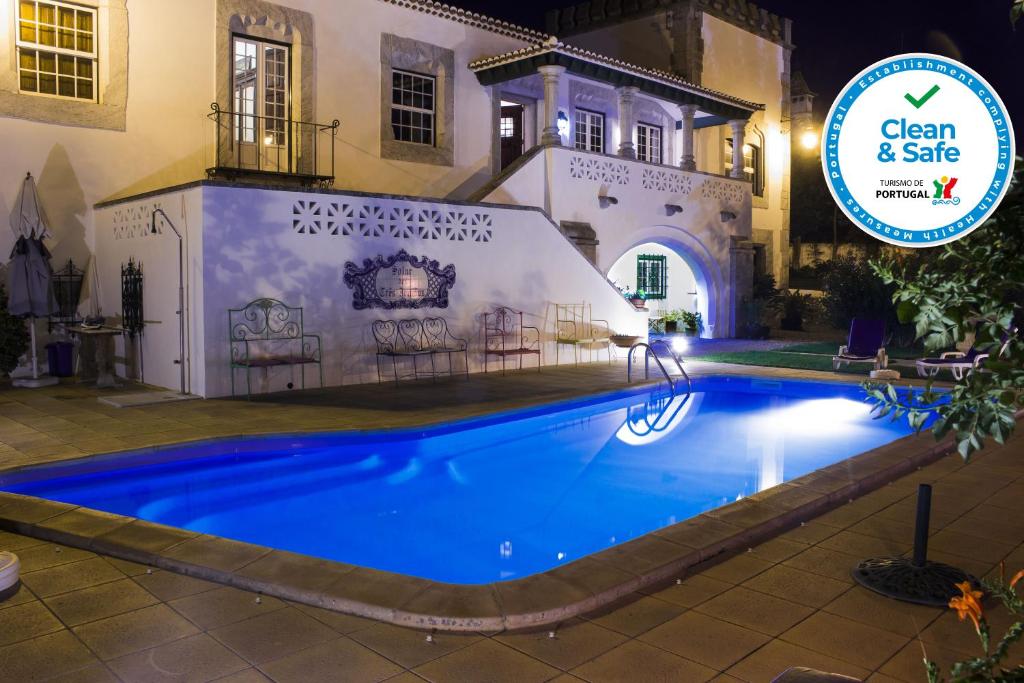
[665,204,683,216]
[720,210,737,222]
[557,111,570,139]
[598,193,618,209]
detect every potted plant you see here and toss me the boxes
[774,289,816,331]
[625,289,647,308]
[662,309,680,333]
[679,310,703,337]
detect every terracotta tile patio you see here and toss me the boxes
[0,362,1020,682]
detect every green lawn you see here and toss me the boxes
[695,351,865,373]
[778,341,923,360]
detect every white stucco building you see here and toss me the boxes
[0,0,793,397]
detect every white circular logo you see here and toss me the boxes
[822,53,1015,247]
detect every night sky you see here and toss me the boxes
[455,0,1024,141]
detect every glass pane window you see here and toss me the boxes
[574,109,604,153]
[231,37,290,152]
[500,117,514,138]
[391,70,435,146]
[637,122,662,164]
[17,0,96,101]
[637,254,667,300]
[725,138,764,196]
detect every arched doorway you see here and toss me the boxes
[605,232,725,338]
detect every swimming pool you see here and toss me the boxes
[1,376,924,584]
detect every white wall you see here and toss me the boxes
[484,147,750,338]
[607,243,699,318]
[699,14,789,279]
[195,184,647,397]
[93,188,207,396]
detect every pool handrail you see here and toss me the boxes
[626,340,692,396]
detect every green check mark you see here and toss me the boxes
[904,84,940,109]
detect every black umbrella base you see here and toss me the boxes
[852,557,979,607]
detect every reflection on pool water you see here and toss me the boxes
[1,376,926,584]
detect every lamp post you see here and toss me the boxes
[150,208,186,396]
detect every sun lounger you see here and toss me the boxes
[832,317,887,371]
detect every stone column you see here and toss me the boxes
[539,65,566,146]
[679,104,698,171]
[728,119,747,179]
[616,86,639,158]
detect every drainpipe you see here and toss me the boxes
[149,208,186,396]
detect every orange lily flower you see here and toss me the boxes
[1011,569,1024,590]
[949,581,984,632]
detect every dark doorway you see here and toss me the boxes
[500,104,525,170]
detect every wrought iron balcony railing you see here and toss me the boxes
[207,103,340,188]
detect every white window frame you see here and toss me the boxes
[574,108,605,153]
[391,69,436,146]
[636,121,662,164]
[16,0,98,101]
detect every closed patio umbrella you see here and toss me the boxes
[7,172,58,388]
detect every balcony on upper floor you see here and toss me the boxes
[206,103,340,188]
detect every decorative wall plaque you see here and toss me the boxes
[343,250,456,310]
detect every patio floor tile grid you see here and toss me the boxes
[0,363,1011,682]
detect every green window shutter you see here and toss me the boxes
[636,254,667,300]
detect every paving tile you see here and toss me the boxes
[21,556,123,598]
[571,639,716,683]
[743,564,849,608]
[103,557,151,576]
[0,599,63,646]
[0,529,47,551]
[132,568,220,601]
[414,638,560,683]
[290,601,378,634]
[781,545,861,584]
[349,621,481,669]
[639,610,771,671]
[497,618,628,671]
[210,606,339,665]
[43,577,159,627]
[695,586,815,637]
[169,586,285,630]
[585,594,685,637]
[210,669,274,683]
[699,552,775,584]
[779,610,908,670]
[817,529,908,558]
[0,581,37,609]
[161,534,272,573]
[260,637,404,683]
[644,574,733,608]
[14,543,94,572]
[776,522,839,545]
[0,629,100,682]
[878,639,977,683]
[822,586,943,638]
[107,632,248,682]
[748,537,807,563]
[73,603,200,660]
[43,661,120,682]
[726,639,872,682]
[928,528,1017,564]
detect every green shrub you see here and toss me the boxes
[820,256,901,330]
[774,290,816,331]
[0,283,29,377]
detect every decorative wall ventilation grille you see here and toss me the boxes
[641,168,693,195]
[568,155,630,185]
[291,200,493,242]
[112,203,162,240]
[699,179,746,204]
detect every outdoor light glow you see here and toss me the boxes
[753,398,869,437]
[800,130,818,150]
[742,144,753,154]
[672,336,690,353]
[557,111,570,137]
[264,134,274,146]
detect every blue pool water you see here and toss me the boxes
[2,377,924,584]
